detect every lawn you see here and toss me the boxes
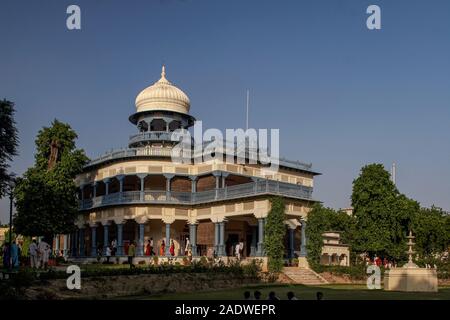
[137,284,450,300]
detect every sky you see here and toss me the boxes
[0,0,449,223]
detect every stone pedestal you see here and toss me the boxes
[384,268,438,292]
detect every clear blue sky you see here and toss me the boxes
[1,0,450,223]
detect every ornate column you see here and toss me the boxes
[189,176,197,193]
[117,223,124,256]
[189,223,198,256]
[103,223,109,255]
[93,182,97,198]
[91,225,97,257]
[117,175,125,201]
[250,226,257,256]
[138,223,145,256]
[298,219,309,268]
[289,227,295,259]
[213,171,221,199]
[137,174,146,202]
[214,222,219,255]
[257,218,265,256]
[164,173,174,201]
[218,221,226,256]
[299,219,307,257]
[189,176,197,203]
[165,223,171,256]
[104,178,110,195]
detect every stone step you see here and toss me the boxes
[282,267,329,285]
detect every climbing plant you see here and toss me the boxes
[264,196,286,273]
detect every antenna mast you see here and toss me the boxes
[246,89,249,130]
[391,162,396,185]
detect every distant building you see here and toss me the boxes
[341,208,353,216]
[320,231,350,266]
[0,227,8,243]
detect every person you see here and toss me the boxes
[383,257,388,268]
[29,239,38,269]
[239,239,244,258]
[243,291,251,300]
[169,239,175,256]
[187,248,193,262]
[105,246,111,263]
[150,237,154,255]
[38,239,50,269]
[10,240,19,268]
[185,237,190,256]
[2,242,10,269]
[145,240,151,256]
[287,291,298,300]
[128,241,136,268]
[160,239,165,256]
[235,242,241,260]
[316,291,324,300]
[111,239,117,256]
[254,291,262,300]
[267,291,279,300]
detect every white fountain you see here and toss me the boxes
[384,231,438,292]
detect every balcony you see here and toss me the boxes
[129,131,177,146]
[79,180,314,210]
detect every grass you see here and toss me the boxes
[136,283,450,300]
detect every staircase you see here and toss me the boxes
[282,267,329,285]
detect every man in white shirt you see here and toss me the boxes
[38,240,50,269]
[29,239,38,269]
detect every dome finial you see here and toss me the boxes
[161,65,166,78]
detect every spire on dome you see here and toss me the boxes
[161,65,166,78]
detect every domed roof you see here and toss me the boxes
[135,66,190,114]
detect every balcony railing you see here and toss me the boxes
[79,180,314,210]
[129,131,177,145]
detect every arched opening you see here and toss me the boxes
[96,181,106,197]
[197,175,216,192]
[150,119,167,132]
[168,120,181,132]
[82,184,94,199]
[171,176,191,192]
[225,174,252,187]
[138,121,149,132]
[109,177,120,194]
[123,175,140,192]
[144,175,166,191]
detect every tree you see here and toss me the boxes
[0,99,19,197]
[412,206,450,259]
[306,203,355,268]
[264,197,286,273]
[351,163,418,260]
[14,120,88,238]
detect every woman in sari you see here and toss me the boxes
[145,240,151,256]
[169,240,175,256]
[159,240,165,256]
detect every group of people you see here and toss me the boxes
[365,255,396,269]
[1,239,51,270]
[243,290,324,300]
